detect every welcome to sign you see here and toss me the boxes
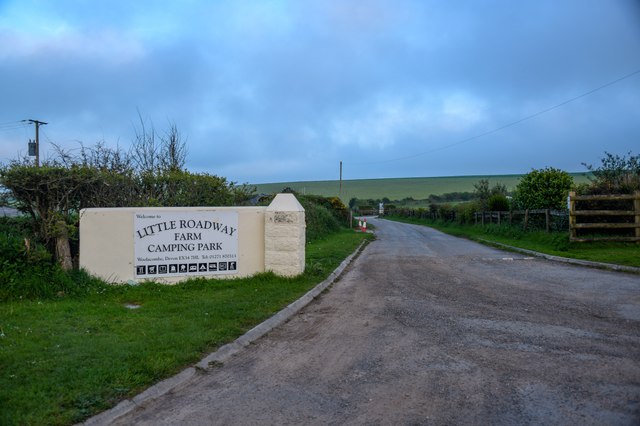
[133,210,238,278]
[80,194,305,283]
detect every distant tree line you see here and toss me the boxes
[349,192,477,212]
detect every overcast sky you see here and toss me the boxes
[1,0,639,184]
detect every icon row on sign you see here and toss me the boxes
[136,261,237,275]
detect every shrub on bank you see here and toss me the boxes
[264,191,349,242]
[488,194,510,211]
[0,226,105,301]
[455,202,478,225]
[299,198,341,242]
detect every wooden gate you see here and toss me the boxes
[569,191,640,242]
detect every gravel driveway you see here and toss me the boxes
[113,218,640,425]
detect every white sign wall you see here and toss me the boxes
[134,210,238,278]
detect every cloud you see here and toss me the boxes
[327,89,489,151]
[441,93,487,131]
[0,28,145,65]
[0,0,639,183]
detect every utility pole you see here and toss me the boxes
[23,119,47,167]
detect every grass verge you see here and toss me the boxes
[0,229,373,426]
[385,216,640,268]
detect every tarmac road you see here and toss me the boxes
[112,218,640,425]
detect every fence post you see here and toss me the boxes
[497,211,501,226]
[569,192,576,241]
[545,209,550,233]
[523,209,529,231]
[635,191,640,242]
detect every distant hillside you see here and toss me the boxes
[254,173,591,203]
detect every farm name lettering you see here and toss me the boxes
[135,217,236,253]
[136,218,236,238]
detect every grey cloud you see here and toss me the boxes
[1,0,638,183]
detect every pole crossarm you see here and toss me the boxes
[22,119,48,167]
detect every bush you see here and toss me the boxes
[0,232,51,269]
[582,151,640,194]
[299,199,341,242]
[513,167,573,210]
[138,170,250,207]
[0,230,105,301]
[260,192,346,242]
[488,194,510,211]
[437,203,454,220]
[455,202,479,224]
[0,216,33,237]
[474,179,508,210]
[303,195,349,223]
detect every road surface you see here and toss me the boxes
[113,218,640,425]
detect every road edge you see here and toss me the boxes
[82,238,371,426]
[478,239,640,274]
[379,217,639,275]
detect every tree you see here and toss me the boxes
[0,163,103,270]
[130,113,187,173]
[473,179,490,206]
[513,167,573,210]
[474,179,508,210]
[348,197,358,210]
[582,151,640,194]
[130,112,160,175]
[159,122,187,173]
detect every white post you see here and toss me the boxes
[264,194,306,276]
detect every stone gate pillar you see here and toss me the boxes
[264,194,306,276]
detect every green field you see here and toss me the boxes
[255,173,591,203]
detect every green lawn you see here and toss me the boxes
[385,216,640,269]
[254,173,591,204]
[0,229,373,426]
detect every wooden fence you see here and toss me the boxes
[474,209,567,232]
[569,191,640,242]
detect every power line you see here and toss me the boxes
[0,121,30,132]
[353,68,640,166]
[40,128,54,144]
